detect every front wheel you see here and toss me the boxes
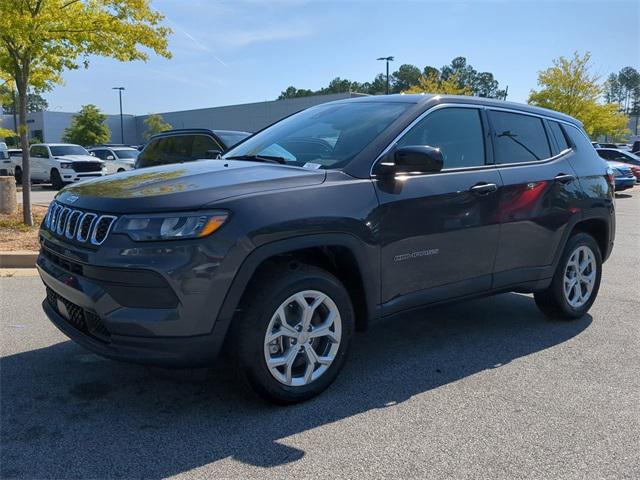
[230,264,354,404]
[534,233,602,319]
[50,169,64,190]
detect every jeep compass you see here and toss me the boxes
[37,95,615,403]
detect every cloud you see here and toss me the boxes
[215,26,312,48]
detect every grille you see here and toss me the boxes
[45,202,117,246]
[46,287,111,342]
[72,162,103,173]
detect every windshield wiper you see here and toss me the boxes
[225,154,287,165]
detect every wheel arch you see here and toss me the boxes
[570,218,610,262]
[217,234,380,335]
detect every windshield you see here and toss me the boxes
[114,149,139,159]
[50,145,89,157]
[223,102,411,169]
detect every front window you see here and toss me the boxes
[50,145,89,157]
[223,102,411,169]
[114,149,139,159]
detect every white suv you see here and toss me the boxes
[29,143,106,189]
[88,146,138,174]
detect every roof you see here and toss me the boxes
[329,93,582,127]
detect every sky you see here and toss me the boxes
[44,0,639,115]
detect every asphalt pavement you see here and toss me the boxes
[15,185,57,206]
[1,190,639,479]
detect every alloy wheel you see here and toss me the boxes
[563,245,597,308]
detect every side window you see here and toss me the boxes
[30,146,46,158]
[92,150,106,159]
[597,150,613,160]
[191,135,221,158]
[563,124,594,152]
[489,111,551,163]
[548,121,569,152]
[397,107,486,169]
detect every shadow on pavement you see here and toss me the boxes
[0,293,591,479]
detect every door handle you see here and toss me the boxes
[470,183,498,194]
[554,173,575,184]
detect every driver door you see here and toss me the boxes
[373,106,503,315]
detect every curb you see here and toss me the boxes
[0,251,38,268]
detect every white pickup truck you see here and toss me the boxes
[28,143,106,189]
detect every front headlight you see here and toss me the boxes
[113,211,228,241]
[60,162,73,169]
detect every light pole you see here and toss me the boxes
[377,56,394,94]
[112,87,125,144]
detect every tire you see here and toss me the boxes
[229,263,354,404]
[534,233,602,320]
[14,167,22,185]
[117,168,125,173]
[50,169,64,190]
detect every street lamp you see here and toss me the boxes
[377,56,394,95]
[112,87,125,144]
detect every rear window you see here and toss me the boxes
[489,111,551,164]
[215,131,250,148]
[548,121,570,152]
[136,134,222,168]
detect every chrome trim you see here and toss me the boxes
[370,102,583,177]
[76,212,97,243]
[65,210,83,239]
[90,215,117,246]
[49,203,62,232]
[56,207,71,235]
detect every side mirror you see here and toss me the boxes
[206,149,222,159]
[106,155,115,160]
[376,145,444,175]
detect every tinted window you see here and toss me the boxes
[563,124,594,152]
[548,121,569,152]
[50,145,89,156]
[137,135,220,168]
[215,131,250,148]
[113,149,138,159]
[489,111,551,163]
[30,146,48,158]
[596,150,614,160]
[397,108,486,168]
[224,102,412,169]
[91,149,107,159]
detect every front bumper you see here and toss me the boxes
[61,171,105,183]
[37,229,241,367]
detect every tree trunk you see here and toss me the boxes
[17,79,32,226]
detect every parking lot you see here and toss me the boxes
[1,189,638,479]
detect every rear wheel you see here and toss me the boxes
[534,233,602,319]
[230,264,354,404]
[117,168,125,173]
[50,169,64,190]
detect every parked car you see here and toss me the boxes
[606,161,636,191]
[596,148,640,182]
[598,142,619,149]
[0,142,12,176]
[37,95,615,404]
[591,142,602,148]
[631,140,640,154]
[135,128,250,169]
[29,143,106,189]
[89,146,138,174]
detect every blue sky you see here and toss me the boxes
[45,0,639,115]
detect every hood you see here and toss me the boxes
[55,155,104,163]
[55,159,326,213]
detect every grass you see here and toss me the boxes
[0,205,48,251]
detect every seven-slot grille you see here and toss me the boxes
[45,201,117,245]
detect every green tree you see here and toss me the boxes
[278,86,315,99]
[391,64,421,93]
[143,113,172,140]
[528,52,628,140]
[1,87,48,113]
[62,104,110,146]
[0,0,171,225]
[404,71,473,95]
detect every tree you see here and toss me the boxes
[62,104,110,146]
[1,88,48,113]
[391,64,421,93]
[0,0,171,226]
[278,86,315,99]
[143,113,172,140]
[404,71,473,95]
[528,52,628,140]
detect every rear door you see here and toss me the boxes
[489,110,582,288]
[374,106,503,314]
[29,146,46,180]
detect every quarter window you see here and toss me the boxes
[397,107,486,168]
[489,111,551,163]
[563,124,594,152]
[548,121,570,152]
